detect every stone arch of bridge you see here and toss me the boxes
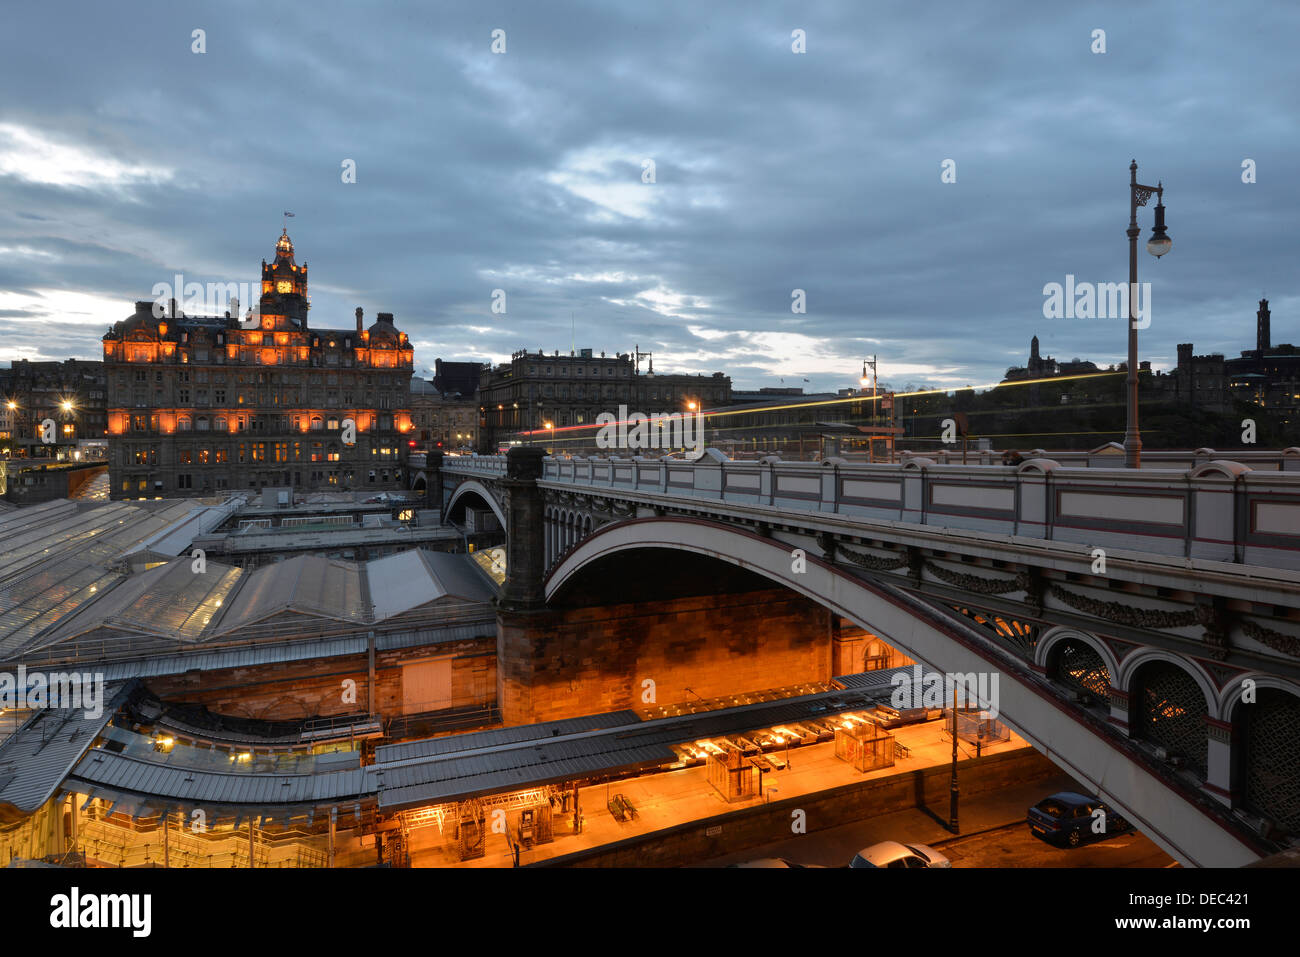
[542,515,1263,867]
[445,479,509,532]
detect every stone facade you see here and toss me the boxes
[146,636,496,723]
[1165,302,1300,417]
[0,358,107,457]
[101,230,414,499]
[409,378,479,451]
[498,588,835,725]
[477,347,730,450]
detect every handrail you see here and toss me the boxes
[6,607,497,670]
[443,454,1300,571]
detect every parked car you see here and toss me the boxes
[1027,791,1133,847]
[849,841,951,868]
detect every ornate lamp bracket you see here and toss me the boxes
[1132,183,1160,207]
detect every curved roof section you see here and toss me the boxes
[61,561,239,642]
[0,681,135,820]
[2,499,494,667]
[0,499,201,659]
[0,554,122,659]
[215,554,367,633]
[367,550,496,620]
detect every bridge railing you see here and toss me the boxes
[906,446,1300,471]
[442,453,1300,570]
[443,454,507,474]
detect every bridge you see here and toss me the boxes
[414,447,1300,868]
[1,458,108,504]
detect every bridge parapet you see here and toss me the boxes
[905,446,1300,471]
[444,452,1300,571]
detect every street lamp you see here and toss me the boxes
[1125,160,1172,468]
[543,420,554,454]
[861,356,879,462]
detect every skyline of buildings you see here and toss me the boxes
[3,279,1294,477]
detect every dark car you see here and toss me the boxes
[1027,791,1133,847]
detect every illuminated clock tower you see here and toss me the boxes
[259,228,309,329]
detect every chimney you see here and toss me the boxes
[1257,298,1270,353]
[355,307,363,334]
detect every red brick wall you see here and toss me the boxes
[499,589,834,725]
[146,637,496,722]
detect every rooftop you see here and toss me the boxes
[0,496,497,670]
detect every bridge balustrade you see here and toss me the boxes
[441,454,1300,571]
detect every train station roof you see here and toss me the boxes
[0,675,900,823]
[367,549,497,620]
[0,681,135,821]
[0,496,496,671]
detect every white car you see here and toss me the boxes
[849,840,951,869]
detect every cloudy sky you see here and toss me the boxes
[1,1,1296,392]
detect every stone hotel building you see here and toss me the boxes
[102,230,414,498]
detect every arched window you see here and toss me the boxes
[177,415,192,431]
[311,415,324,431]
[1049,638,1111,702]
[1238,688,1300,836]
[1133,661,1208,778]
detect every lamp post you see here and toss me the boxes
[544,420,554,455]
[1125,160,1172,469]
[860,356,879,462]
[3,400,17,458]
[59,398,77,458]
[949,683,960,833]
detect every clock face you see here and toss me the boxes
[276,280,293,294]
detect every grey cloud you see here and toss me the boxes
[1,0,1297,389]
